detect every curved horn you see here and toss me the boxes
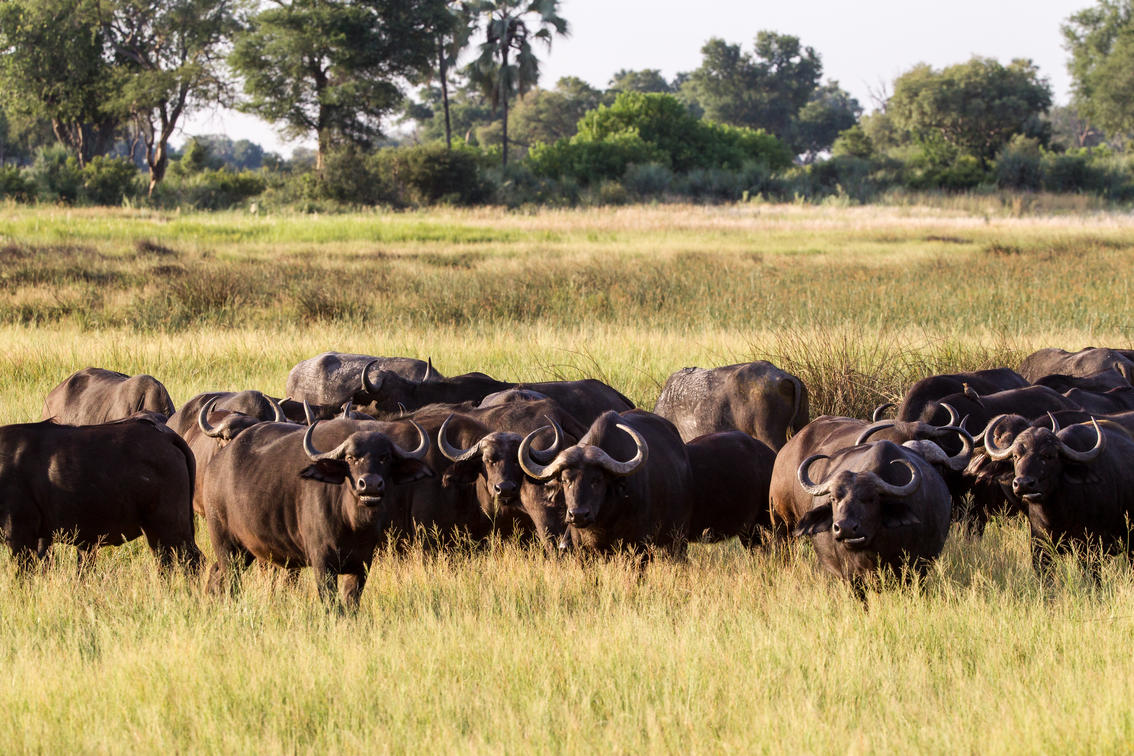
[1056,418,1106,463]
[198,397,224,438]
[856,421,894,446]
[983,414,1018,461]
[302,399,315,426]
[938,401,960,427]
[391,420,430,461]
[591,423,648,477]
[267,395,286,423]
[302,420,350,462]
[870,459,922,498]
[1046,411,1060,433]
[438,413,481,463]
[529,415,565,464]
[519,425,563,480]
[930,424,974,471]
[340,400,353,419]
[424,357,436,382]
[361,359,383,396]
[797,454,832,496]
[872,402,895,422]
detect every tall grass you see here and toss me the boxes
[0,203,1132,753]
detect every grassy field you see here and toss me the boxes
[1,200,1133,753]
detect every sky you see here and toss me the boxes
[182,0,1092,156]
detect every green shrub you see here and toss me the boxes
[154,168,267,210]
[0,166,34,202]
[528,132,663,186]
[80,156,140,205]
[373,142,490,206]
[30,146,82,203]
[485,163,578,208]
[995,136,1042,190]
[623,163,674,198]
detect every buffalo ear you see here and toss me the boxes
[441,458,480,488]
[794,503,832,536]
[393,458,434,485]
[882,501,921,529]
[300,459,349,484]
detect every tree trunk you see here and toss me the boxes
[147,141,168,197]
[501,49,509,168]
[439,38,452,150]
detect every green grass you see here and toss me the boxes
[0,202,1133,753]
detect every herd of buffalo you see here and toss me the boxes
[6,346,1134,605]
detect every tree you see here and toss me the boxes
[887,57,1052,166]
[608,69,672,94]
[504,77,603,147]
[0,0,120,165]
[1063,1,1134,139]
[466,0,569,166]
[100,0,243,194]
[230,0,448,172]
[683,31,821,145]
[432,2,479,149]
[792,82,862,162]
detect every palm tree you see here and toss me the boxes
[436,1,478,149]
[466,0,568,166]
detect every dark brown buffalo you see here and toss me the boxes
[518,410,692,558]
[200,417,433,607]
[888,368,1028,424]
[1033,368,1130,393]
[982,415,1134,577]
[167,390,287,436]
[652,361,809,450]
[791,440,956,592]
[923,385,1080,437]
[285,352,440,409]
[182,399,277,515]
[362,369,634,426]
[410,399,587,545]
[685,431,776,547]
[41,367,176,425]
[1062,387,1134,415]
[1019,347,1134,384]
[0,416,199,570]
[769,413,969,535]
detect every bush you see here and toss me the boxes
[528,132,663,186]
[484,163,578,208]
[623,162,674,198]
[995,136,1042,191]
[0,166,34,202]
[29,146,82,203]
[374,142,490,206]
[154,168,267,210]
[80,156,140,205]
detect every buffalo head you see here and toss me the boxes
[518,417,647,528]
[794,452,923,550]
[437,414,527,514]
[301,419,433,506]
[984,414,1105,507]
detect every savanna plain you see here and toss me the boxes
[1,198,1133,753]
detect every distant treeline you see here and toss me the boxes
[1,0,1133,209]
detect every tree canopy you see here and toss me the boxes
[1063,0,1134,138]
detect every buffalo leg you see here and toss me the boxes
[312,564,339,606]
[76,544,99,575]
[339,572,367,610]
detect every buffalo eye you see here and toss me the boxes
[378,454,390,464]
[345,454,357,463]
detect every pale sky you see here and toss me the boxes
[183,0,1090,156]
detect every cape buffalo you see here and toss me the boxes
[0,416,199,571]
[923,385,1079,437]
[41,367,176,425]
[518,410,692,559]
[887,368,1028,424]
[362,369,634,425]
[167,390,287,436]
[983,415,1134,577]
[182,399,281,515]
[1062,387,1134,415]
[685,431,776,547]
[792,440,957,593]
[285,352,440,408]
[652,361,809,450]
[200,417,433,607]
[1019,347,1134,384]
[1033,368,1131,393]
[769,412,968,535]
